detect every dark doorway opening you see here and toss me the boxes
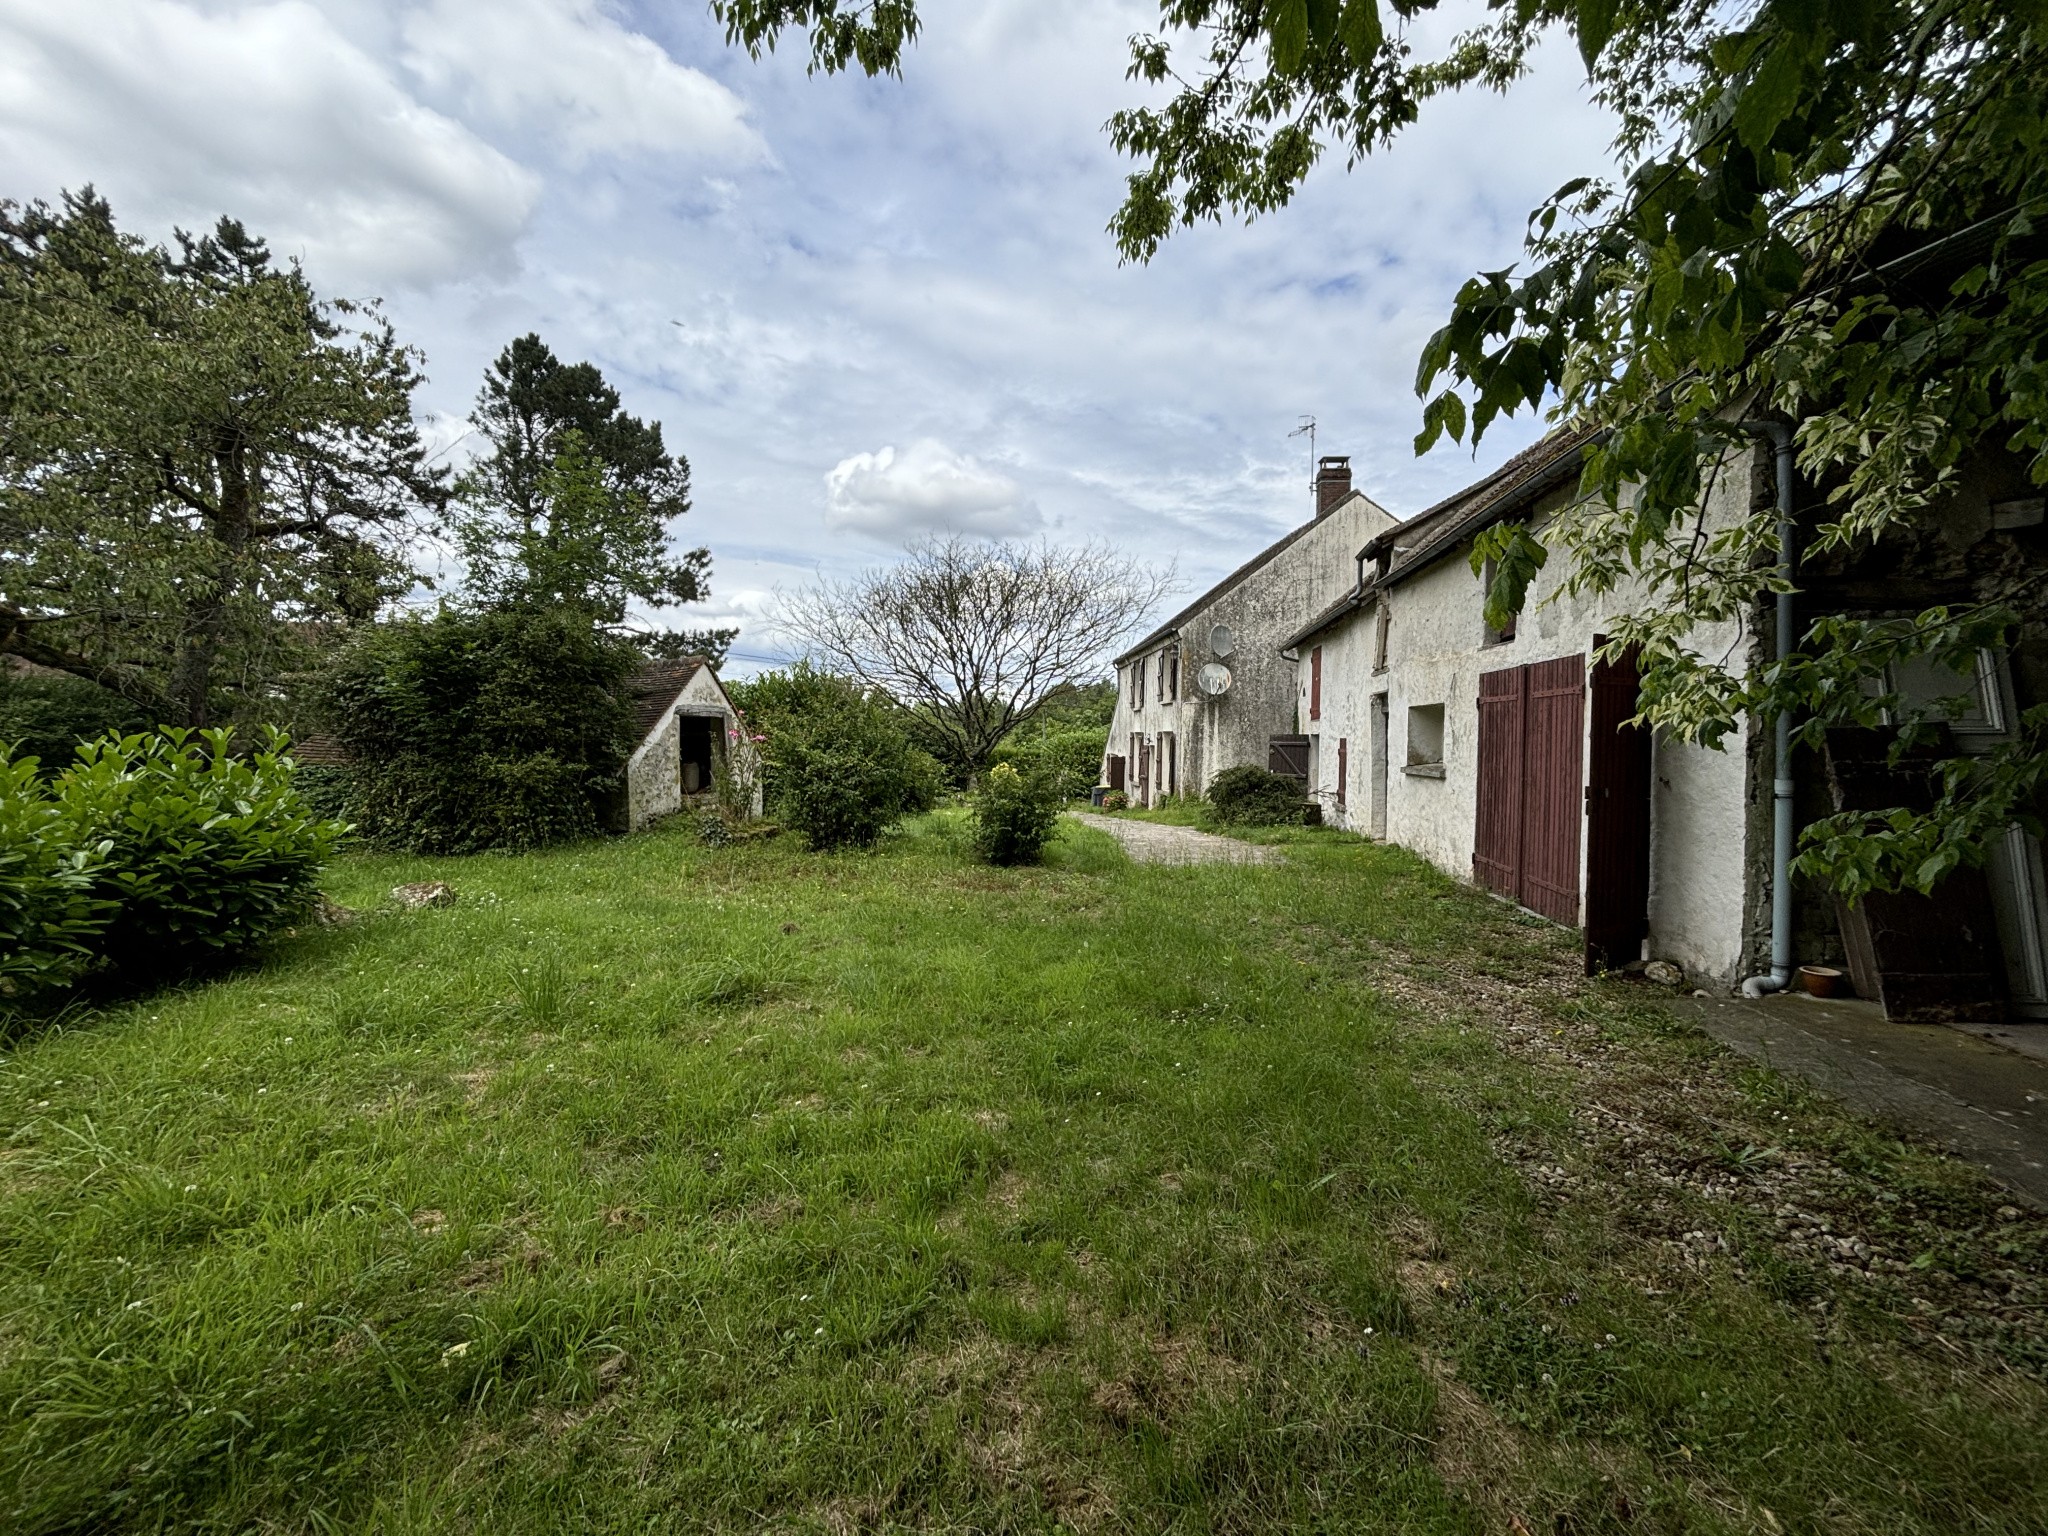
[1584,643,1653,973]
[679,716,717,795]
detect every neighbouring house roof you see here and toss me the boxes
[289,732,354,766]
[1274,427,1595,654]
[626,657,714,742]
[1112,489,1386,667]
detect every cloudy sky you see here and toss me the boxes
[0,0,1617,673]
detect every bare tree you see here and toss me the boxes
[779,537,1174,773]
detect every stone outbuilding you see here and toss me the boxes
[617,657,758,831]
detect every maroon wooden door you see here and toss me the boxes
[1475,655,1586,926]
[1584,646,1652,971]
[1521,655,1586,925]
[1474,666,1527,900]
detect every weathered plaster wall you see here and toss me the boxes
[627,712,682,829]
[1300,448,1765,983]
[624,668,754,830]
[1107,492,1398,799]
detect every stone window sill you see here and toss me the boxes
[1401,763,1446,779]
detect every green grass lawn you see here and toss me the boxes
[4,812,2046,1533]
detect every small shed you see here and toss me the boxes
[619,658,756,830]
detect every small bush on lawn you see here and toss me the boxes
[970,762,1063,865]
[729,665,940,851]
[990,724,1104,801]
[0,754,112,1001]
[1100,789,1128,811]
[56,728,345,976]
[321,609,638,853]
[1207,764,1306,825]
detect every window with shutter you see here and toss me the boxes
[1310,646,1322,721]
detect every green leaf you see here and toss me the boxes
[1576,0,1620,70]
[1734,41,1804,154]
[1267,0,1310,75]
[1470,523,1549,631]
[1339,0,1383,63]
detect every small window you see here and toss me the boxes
[1405,703,1445,776]
[1373,599,1390,673]
[1309,645,1323,720]
[1481,559,1516,646]
[1128,661,1143,708]
[1159,645,1179,705]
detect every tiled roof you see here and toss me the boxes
[1270,428,1591,653]
[1378,426,1594,590]
[626,657,709,741]
[288,731,354,766]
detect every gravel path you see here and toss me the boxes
[1068,812,1279,866]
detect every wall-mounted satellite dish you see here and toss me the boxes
[1196,662,1233,698]
[1208,623,1235,658]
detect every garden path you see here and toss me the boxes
[1068,811,1278,866]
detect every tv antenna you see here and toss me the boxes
[1289,415,1316,504]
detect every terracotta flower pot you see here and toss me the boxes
[1798,965,1843,998]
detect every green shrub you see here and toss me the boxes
[990,723,1104,801]
[0,755,113,1001]
[1207,764,1306,826]
[1100,789,1128,811]
[321,609,638,853]
[730,665,940,851]
[969,762,1063,865]
[56,728,344,974]
[0,671,150,774]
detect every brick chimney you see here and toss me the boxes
[1314,455,1352,517]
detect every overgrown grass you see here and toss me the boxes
[3,811,2045,1532]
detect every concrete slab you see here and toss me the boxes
[1671,994,2048,1208]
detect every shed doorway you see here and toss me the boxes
[679,716,717,796]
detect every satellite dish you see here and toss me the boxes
[1209,624,1235,658]
[1197,662,1233,697]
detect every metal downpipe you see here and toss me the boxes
[1741,422,1798,999]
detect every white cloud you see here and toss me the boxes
[824,440,1043,539]
[0,0,538,291]
[399,0,764,165]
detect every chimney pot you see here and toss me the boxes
[1315,455,1352,518]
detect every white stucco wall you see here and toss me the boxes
[1297,450,1763,983]
[1107,490,1399,801]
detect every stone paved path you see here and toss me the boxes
[1676,994,2048,1208]
[1068,812,1278,866]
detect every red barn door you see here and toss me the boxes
[1474,655,1586,927]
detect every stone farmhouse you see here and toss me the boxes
[1107,432,2048,1019]
[1103,457,1398,805]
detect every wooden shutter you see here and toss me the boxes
[1269,735,1311,780]
[1584,644,1652,971]
[1336,737,1348,806]
[1310,646,1323,720]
